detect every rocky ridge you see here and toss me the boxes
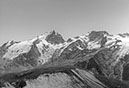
[1,30,129,88]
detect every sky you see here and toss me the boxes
[0,0,129,45]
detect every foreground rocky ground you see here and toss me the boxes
[0,64,129,88]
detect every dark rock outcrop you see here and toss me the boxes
[45,30,65,44]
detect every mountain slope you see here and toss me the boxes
[1,30,129,88]
[0,31,65,74]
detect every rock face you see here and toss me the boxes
[0,31,65,74]
[45,30,65,44]
[1,30,129,88]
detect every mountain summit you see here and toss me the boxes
[45,30,65,44]
[1,31,129,88]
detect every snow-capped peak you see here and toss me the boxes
[1,30,65,68]
[1,30,129,75]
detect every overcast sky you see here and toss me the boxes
[0,0,129,45]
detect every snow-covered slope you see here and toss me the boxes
[0,30,65,74]
[1,31,129,73]
[1,30,129,88]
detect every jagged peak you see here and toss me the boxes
[90,30,109,34]
[89,31,109,36]
[24,30,65,46]
[45,30,65,44]
[88,31,109,41]
[49,30,57,35]
[36,30,62,38]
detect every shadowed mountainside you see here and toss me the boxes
[1,30,129,88]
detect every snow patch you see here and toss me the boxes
[3,41,32,60]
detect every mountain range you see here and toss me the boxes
[0,30,129,88]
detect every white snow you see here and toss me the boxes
[77,45,83,50]
[106,35,129,65]
[87,41,101,50]
[3,41,32,60]
[2,32,129,68]
[5,41,13,47]
[2,31,60,61]
[116,37,129,58]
